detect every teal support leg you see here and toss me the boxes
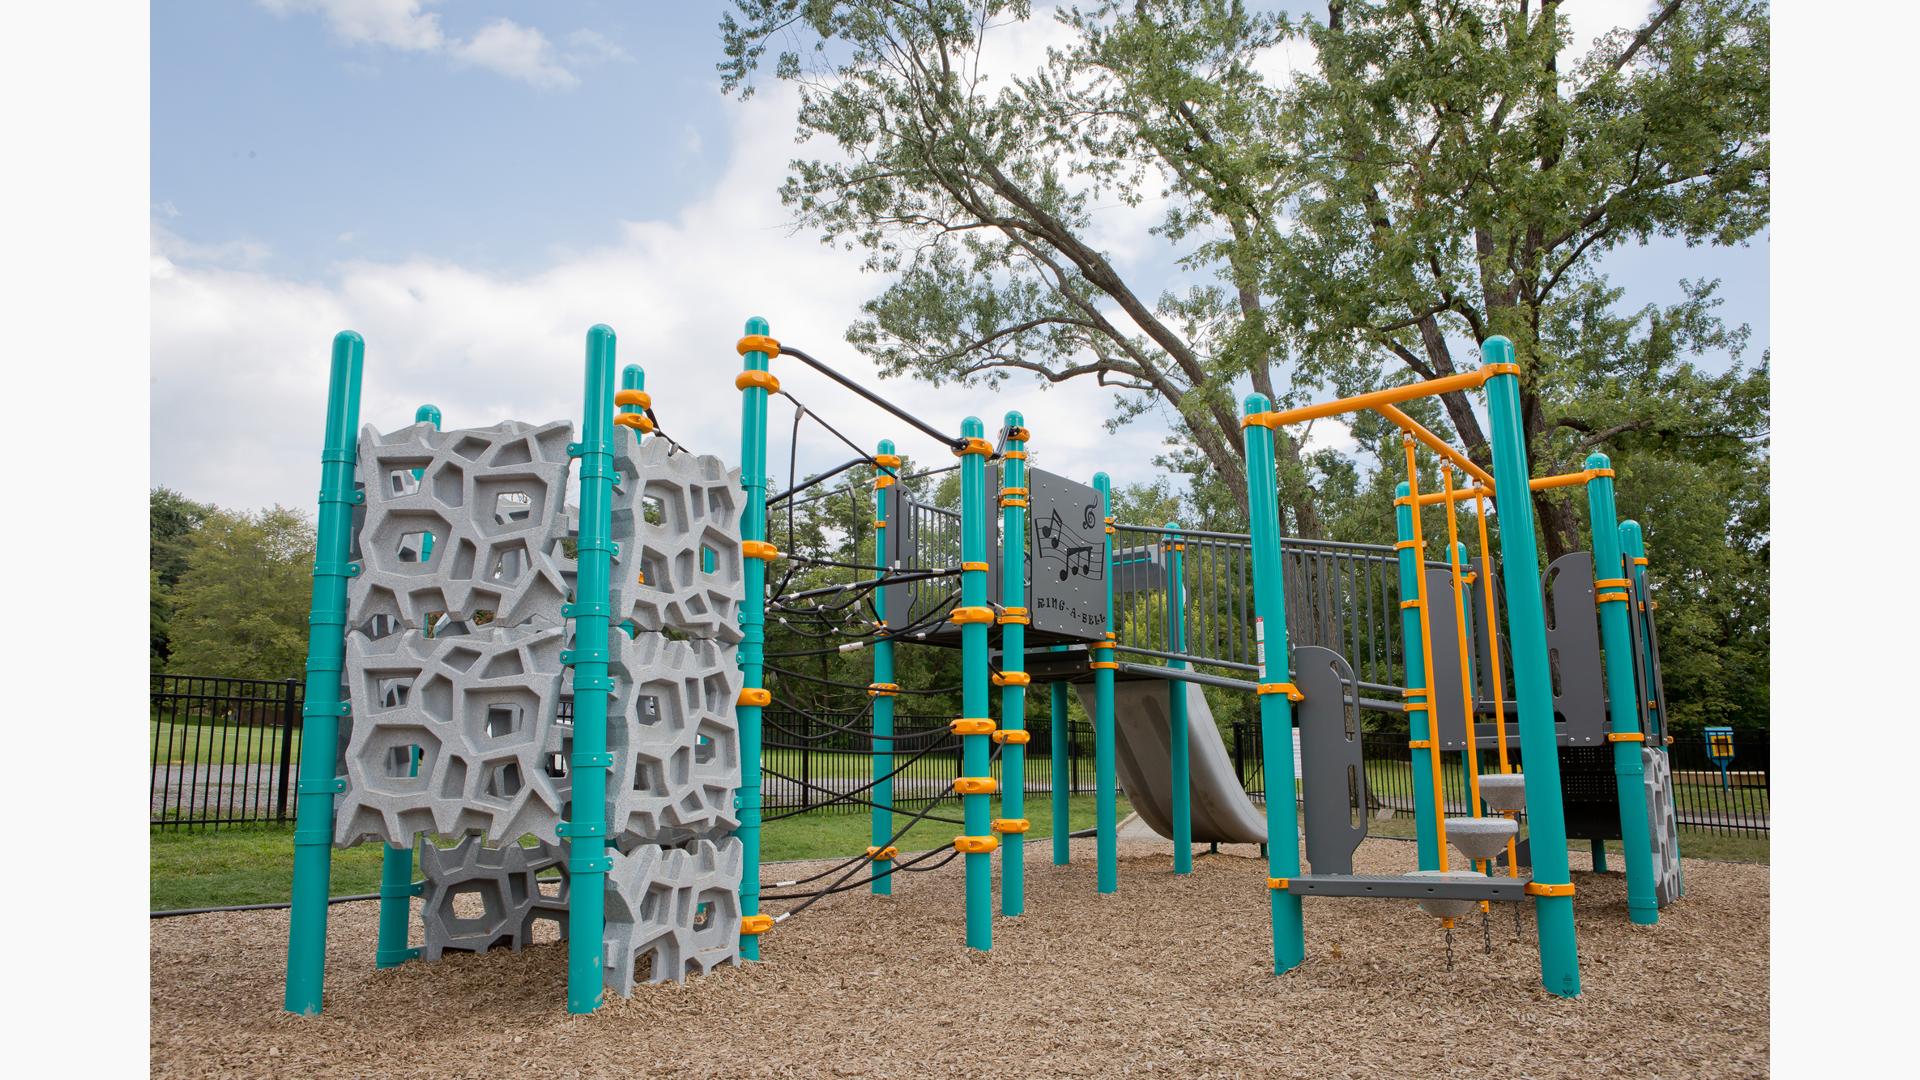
[1050,648,1070,865]
[1394,487,1442,871]
[563,325,619,1014]
[284,331,365,1015]
[1621,520,1682,894]
[1482,336,1581,998]
[1588,459,1658,924]
[959,417,993,949]
[1591,838,1608,873]
[999,413,1029,915]
[1165,522,1193,875]
[871,438,898,895]
[375,402,444,970]
[735,318,774,960]
[1242,397,1306,974]
[1092,473,1118,894]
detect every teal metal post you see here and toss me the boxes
[1050,646,1070,865]
[285,331,365,1014]
[1242,396,1306,974]
[1482,336,1581,998]
[373,403,443,969]
[1586,459,1658,924]
[1620,519,1681,892]
[619,364,647,441]
[958,417,993,949]
[1092,473,1118,894]
[998,413,1030,915]
[1164,522,1193,875]
[736,318,774,959]
[562,325,618,1014]
[1394,485,1442,871]
[871,438,898,896]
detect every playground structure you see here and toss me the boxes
[283,319,1682,1015]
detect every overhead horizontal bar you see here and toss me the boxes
[1243,365,1510,430]
[1404,467,1613,507]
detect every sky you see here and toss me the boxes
[151,0,1769,514]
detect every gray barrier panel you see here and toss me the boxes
[1295,645,1365,875]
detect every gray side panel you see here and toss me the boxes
[1468,556,1520,751]
[1029,467,1107,640]
[1644,747,1682,907]
[1543,551,1607,747]
[1072,679,1269,844]
[1425,565,1478,751]
[1294,646,1365,875]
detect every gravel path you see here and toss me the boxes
[151,837,1768,1078]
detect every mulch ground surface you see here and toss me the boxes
[152,837,1767,1078]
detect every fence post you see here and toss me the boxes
[275,679,299,823]
[1482,336,1581,999]
[1241,393,1306,976]
[284,330,364,1015]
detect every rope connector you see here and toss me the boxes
[735,369,780,393]
[737,688,772,708]
[742,540,780,561]
[952,437,993,457]
[737,334,781,357]
[949,606,996,626]
[614,412,654,433]
[991,729,1031,745]
[991,818,1031,834]
[866,682,900,698]
[953,835,999,854]
[950,718,996,736]
[615,389,652,409]
[740,913,775,935]
[953,776,999,794]
[866,845,898,862]
[990,671,1031,687]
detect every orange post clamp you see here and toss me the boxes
[874,475,895,489]
[992,729,1031,745]
[866,845,898,862]
[742,540,780,561]
[953,835,999,854]
[953,776,999,795]
[737,688,772,708]
[740,914,775,935]
[952,437,993,457]
[990,671,1032,687]
[992,818,1031,834]
[1606,732,1646,743]
[735,369,781,394]
[615,389,652,409]
[1257,682,1304,702]
[1005,426,1031,442]
[1088,661,1120,671]
[998,607,1030,626]
[1524,881,1576,898]
[1595,591,1630,605]
[737,334,781,357]
[866,682,900,698]
[1267,877,1290,890]
[1002,450,1028,461]
[949,606,996,625]
[962,561,990,573]
[950,718,996,736]
[1593,577,1631,589]
[614,412,654,433]
[873,453,902,469]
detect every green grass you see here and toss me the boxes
[150,720,301,766]
[150,794,1131,911]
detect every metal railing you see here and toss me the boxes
[150,674,303,828]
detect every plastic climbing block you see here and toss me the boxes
[600,838,743,995]
[334,623,570,846]
[598,632,743,847]
[609,438,746,644]
[348,420,574,631]
[418,835,571,960]
[1644,747,1683,907]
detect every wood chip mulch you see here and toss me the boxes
[151,837,1768,1078]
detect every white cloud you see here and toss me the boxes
[258,0,586,89]
[451,19,576,89]
[151,84,1161,514]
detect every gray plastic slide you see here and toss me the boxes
[1072,679,1268,844]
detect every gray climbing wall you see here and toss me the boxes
[1644,747,1683,907]
[338,417,747,993]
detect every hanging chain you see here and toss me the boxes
[1483,905,1493,954]
[1444,924,1455,971]
[1514,897,1526,942]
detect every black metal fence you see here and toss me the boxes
[151,674,303,828]
[152,673,1766,839]
[1228,721,1770,839]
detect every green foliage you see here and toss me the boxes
[166,505,317,680]
[151,487,212,665]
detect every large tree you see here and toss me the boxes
[151,486,211,666]
[166,506,316,680]
[1265,0,1768,557]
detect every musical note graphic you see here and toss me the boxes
[1036,506,1104,582]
